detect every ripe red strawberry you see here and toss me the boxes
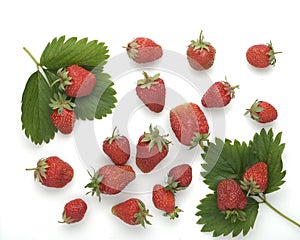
[112,198,152,227]
[59,198,87,224]
[170,102,209,148]
[187,30,216,70]
[56,65,96,97]
[166,164,192,193]
[246,41,281,68]
[136,72,166,113]
[201,77,239,108]
[241,162,268,195]
[217,178,247,222]
[245,99,278,123]
[102,127,130,165]
[152,184,182,219]
[125,37,163,63]
[49,93,76,134]
[26,156,74,188]
[136,124,171,173]
[85,165,136,201]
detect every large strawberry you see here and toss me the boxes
[152,184,182,219]
[136,72,166,113]
[59,198,88,224]
[85,165,136,201]
[170,102,209,148]
[26,156,74,188]
[245,99,278,123]
[217,178,247,222]
[136,124,171,173]
[166,164,192,193]
[49,93,76,134]
[246,41,281,68]
[55,65,96,97]
[241,162,268,195]
[187,30,216,70]
[125,37,163,64]
[102,127,130,165]
[112,198,152,227]
[201,77,239,108]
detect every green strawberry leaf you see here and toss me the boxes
[75,67,117,120]
[196,193,259,237]
[248,128,286,194]
[40,36,109,70]
[21,70,57,144]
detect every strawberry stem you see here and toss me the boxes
[23,47,40,66]
[259,194,300,228]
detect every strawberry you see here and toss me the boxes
[136,124,171,173]
[49,93,76,134]
[246,41,281,68]
[59,198,87,224]
[169,102,209,148]
[55,65,96,97]
[112,198,152,227]
[102,127,130,165]
[201,77,239,108]
[166,164,192,193]
[136,72,166,113]
[217,178,247,222]
[152,184,182,219]
[187,30,216,70]
[26,156,74,188]
[245,99,278,123]
[125,37,163,64]
[241,162,268,195]
[85,165,136,201]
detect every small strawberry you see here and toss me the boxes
[187,30,216,70]
[136,124,171,173]
[201,77,239,108]
[170,102,209,148]
[112,198,152,227]
[59,198,87,224]
[85,165,136,201]
[102,127,130,165]
[246,41,281,68]
[55,65,96,97]
[245,99,278,123]
[49,93,76,134]
[217,178,247,222]
[152,184,182,219]
[125,37,163,64]
[241,162,268,195]
[26,156,74,188]
[165,164,192,193]
[136,72,166,113]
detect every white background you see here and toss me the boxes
[1,0,300,239]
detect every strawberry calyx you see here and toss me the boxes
[124,39,140,60]
[142,124,171,152]
[51,67,73,91]
[163,206,183,220]
[244,99,264,121]
[222,209,247,223]
[241,176,262,196]
[189,30,211,51]
[85,169,104,202]
[165,177,187,194]
[58,211,74,224]
[190,132,210,150]
[266,41,282,66]
[25,158,49,183]
[49,92,76,114]
[133,199,153,227]
[105,126,123,144]
[137,72,160,89]
[223,76,239,99]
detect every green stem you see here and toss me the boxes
[259,195,300,228]
[23,47,40,66]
